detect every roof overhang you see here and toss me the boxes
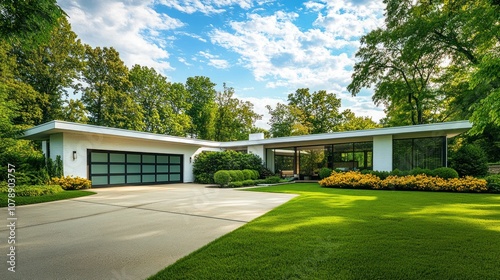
[220,121,472,149]
[22,120,472,149]
[22,121,222,148]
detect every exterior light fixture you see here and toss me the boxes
[73,151,77,160]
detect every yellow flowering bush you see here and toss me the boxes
[319,171,488,193]
[319,171,381,189]
[50,176,92,190]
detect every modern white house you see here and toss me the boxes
[23,120,472,186]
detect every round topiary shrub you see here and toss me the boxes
[242,169,253,180]
[251,170,259,180]
[214,170,231,187]
[235,170,245,181]
[409,168,433,177]
[450,144,488,177]
[228,170,239,182]
[319,167,333,179]
[433,167,459,179]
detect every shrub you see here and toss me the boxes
[250,170,259,180]
[433,167,459,179]
[242,180,255,186]
[264,176,281,184]
[319,167,333,179]
[450,144,488,177]
[228,170,239,182]
[214,170,231,187]
[50,176,92,190]
[0,185,64,197]
[0,139,49,185]
[228,181,243,188]
[193,150,263,183]
[486,175,500,193]
[319,171,488,193]
[260,167,275,179]
[409,168,434,177]
[372,170,392,180]
[319,171,381,189]
[235,170,245,181]
[242,169,254,180]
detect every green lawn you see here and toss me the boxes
[0,190,95,207]
[150,183,500,280]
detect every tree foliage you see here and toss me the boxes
[214,83,262,141]
[129,65,191,136]
[185,76,217,139]
[80,45,144,130]
[14,17,84,123]
[349,0,500,131]
[0,0,65,47]
[267,88,372,137]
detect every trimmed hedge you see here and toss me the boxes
[242,169,254,180]
[319,167,333,179]
[0,185,64,197]
[214,170,231,187]
[486,174,500,193]
[50,176,92,190]
[193,150,263,183]
[319,171,488,193]
[432,167,459,179]
[361,167,459,180]
[213,169,261,187]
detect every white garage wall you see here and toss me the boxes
[61,132,206,182]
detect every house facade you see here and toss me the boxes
[23,120,472,186]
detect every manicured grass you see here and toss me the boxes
[150,183,500,280]
[0,190,96,207]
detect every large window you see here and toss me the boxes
[88,150,183,186]
[269,141,373,179]
[393,137,446,170]
[327,142,373,170]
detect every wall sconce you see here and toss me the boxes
[72,151,77,160]
[189,157,192,163]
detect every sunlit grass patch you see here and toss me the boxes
[150,183,500,280]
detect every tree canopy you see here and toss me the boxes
[349,0,500,133]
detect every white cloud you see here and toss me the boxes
[198,51,230,69]
[59,0,184,72]
[313,0,385,40]
[158,0,253,14]
[304,1,325,12]
[178,57,193,66]
[176,31,208,42]
[238,96,284,129]
[209,10,362,90]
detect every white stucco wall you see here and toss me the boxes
[247,145,265,163]
[60,132,206,182]
[373,135,393,171]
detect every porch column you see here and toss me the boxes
[373,135,393,171]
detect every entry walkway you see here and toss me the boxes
[0,184,296,279]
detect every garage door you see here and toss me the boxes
[88,150,183,186]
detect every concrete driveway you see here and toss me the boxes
[0,184,296,280]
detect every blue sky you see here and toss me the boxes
[58,0,386,129]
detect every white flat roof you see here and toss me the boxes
[23,120,222,147]
[23,120,472,148]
